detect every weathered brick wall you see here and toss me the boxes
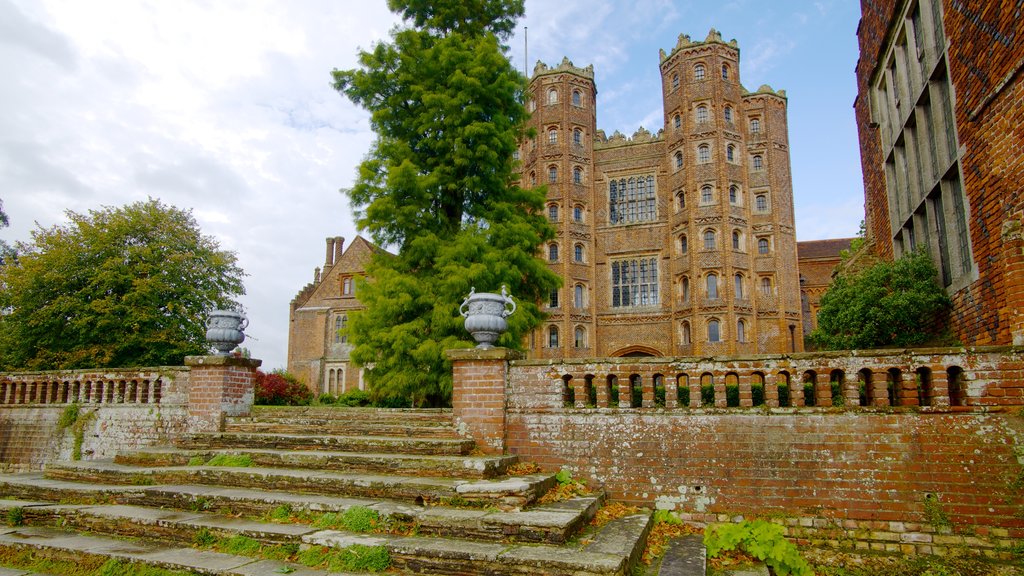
[942,2,1024,346]
[0,368,191,471]
[185,356,260,432]
[485,347,1024,553]
[448,348,521,454]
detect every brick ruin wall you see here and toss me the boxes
[498,347,1024,554]
[0,368,191,471]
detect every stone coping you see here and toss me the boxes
[446,348,525,361]
[508,345,1024,367]
[184,355,263,369]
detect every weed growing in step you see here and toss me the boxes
[203,454,253,467]
[297,544,391,573]
[186,456,204,466]
[193,527,217,547]
[216,535,262,556]
[261,543,299,561]
[128,474,154,486]
[4,507,24,527]
[538,468,590,504]
[313,506,380,532]
[95,558,196,575]
[810,548,1010,576]
[187,497,212,512]
[922,493,952,529]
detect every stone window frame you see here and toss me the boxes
[549,288,559,308]
[731,229,743,251]
[672,73,679,90]
[608,175,657,225]
[548,165,558,183]
[700,184,714,205]
[548,242,559,262]
[573,204,584,223]
[547,127,558,145]
[548,325,559,347]
[573,166,583,185]
[574,243,585,263]
[674,114,682,129]
[673,151,684,170]
[726,144,736,163]
[703,228,717,250]
[679,233,688,254]
[724,105,733,123]
[729,184,740,205]
[574,283,586,308]
[676,190,686,211]
[341,276,355,297]
[610,257,660,308]
[755,192,770,213]
[694,63,706,81]
[734,273,745,299]
[571,89,582,107]
[574,325,587,348]
[695,104,709,124]
[547,88,558,105]
[680,275,691,302]
[529,171,536,187]
[697,143,711,164]
[760,276,773,296]
[573,127,583,146]
[757,236,771,255]
[737,318,746,342]
[705,272,719,299]
[750,117,761,134]
[707,318,722,342]
[680,320,692,344]
[547,203,559,222]
[722,63,730,80]
[752,155,764,171]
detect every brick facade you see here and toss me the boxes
[286,236,379,392]
[855,0,1024,346]
[184,355,261,431]
[521,30,803,360]
[797,238,856,336]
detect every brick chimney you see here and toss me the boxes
[325,237,336,268]
[334,236,345,265]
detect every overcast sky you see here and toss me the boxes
[0,0,864,370]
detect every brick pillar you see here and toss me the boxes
[871,369,890,407]
[899,371,920,406]
[618,373,632,408]
[641,373,655,408]
[688,376,702,408]
[446,348,521,455]
[185,355,261,432]
[764,378,779,408]
[1001,219,1024,345]
[930,368,950,407]
[713,373,727,408]
[596,376,610,408]
[666,377,679,409]
[573,378,586,409]
[816,372,833,407]
[738,373,753,407]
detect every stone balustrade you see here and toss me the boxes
[0,369,181,406]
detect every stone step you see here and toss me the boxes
[223,419,460,438]
[0,524,336,576]
[0,486,603,546]
[42,460,555,508]
[176,431,475,456]
[114,446,514,478]
[0,499,652,576]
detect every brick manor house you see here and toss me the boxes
[289,30,853,392]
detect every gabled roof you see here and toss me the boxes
[797,238,855,260]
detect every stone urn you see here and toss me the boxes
[459,286,517,349]
[206,309,248,355]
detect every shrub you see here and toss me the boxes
[254,369,312,406]
[705,520,812,576]
[336,389,372,407]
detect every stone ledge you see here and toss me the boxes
[184,356,263,369]
[446,348,525,362]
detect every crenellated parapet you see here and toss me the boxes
[532,56,594,80]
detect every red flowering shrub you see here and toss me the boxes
[254,370,312,405]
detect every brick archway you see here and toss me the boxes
[611,345,662,357]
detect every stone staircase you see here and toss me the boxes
[0,406,654,575]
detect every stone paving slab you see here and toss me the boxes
[0,525,333,576]
[657,535,705,576]
[178,431,475,456]
[0,568,35,575]
[498,544,624,573]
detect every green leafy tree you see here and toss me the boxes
[0,199,245,370]
[0,198,13,264]
[809,250,951,350]
[332,0,559,406]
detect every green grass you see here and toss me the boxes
[215,535,262,556]
[5,507,24,527]
[312,506,380,533]
[203,454,253,467]
[0,547,196,576]
[186,455,204,466]
[297,545,391,573]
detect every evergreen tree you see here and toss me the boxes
[809,250,952,350]
[332,0,558,406]
[0,199,245,370]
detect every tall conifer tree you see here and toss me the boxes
[333,0,558,406]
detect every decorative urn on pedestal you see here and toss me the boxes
[205,309,248,355]
[459,286,517,349]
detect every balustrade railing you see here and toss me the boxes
[0,370,173,406]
